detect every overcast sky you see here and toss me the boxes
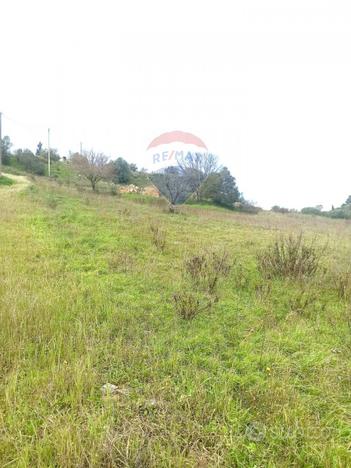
[1,0,351,209]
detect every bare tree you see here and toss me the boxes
[151,167,191,211]
[71,150,114,191]
[176,153,220,200]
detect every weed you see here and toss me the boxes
[257,233,324,279]
[108,251,135,273]
[172,291,213,320]
[255,281,272,303]
[184,249,231,295]
[150,222,166,251]
[287,287,318,315]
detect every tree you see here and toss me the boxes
[1,136,13,165]
[151,166,191,209]
[14,148,46,175]
[71,150,114,191]
[199,167,240,208]
[39,148,61,162]
[36,142,43,156]
[113,157,132,184]
[344,196,351,205]
[177,152,220,200]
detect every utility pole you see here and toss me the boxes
[47,128,51,177]
[80,141,83,155]
[0,112,2,176]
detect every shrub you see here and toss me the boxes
[234,202,262,214]
[149,222,166,251]
[184,249,231,295]
[328,207,351,220]
[257,233,323,279]
[301,207,325,216]
[12,150,46,175]
[0,175,14,186]
[172,291,212,320]
[271,205,290,214]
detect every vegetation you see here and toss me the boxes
[112,157,133,184]
[70,150,114,191]
[1,179,351,466]
[0,175,15,186]
[199,167,241,208]
[257,233,324,280]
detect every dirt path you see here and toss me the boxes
[0,173,31,193]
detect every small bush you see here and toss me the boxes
[150,222,166,251]
[234,202,262,214]
[301,207,325,216]
[271,205,291,214]
[184,249,231,295]
[0,175,15,186]
[173,291,212,320]
[257,233,323,279]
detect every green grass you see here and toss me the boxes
[1,180,351,466]
[0,175,15,186]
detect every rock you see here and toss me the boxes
[101,383,118,396]
[101,383,131,397]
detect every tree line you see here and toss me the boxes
[1,135,252,212]
[4,134,350,218]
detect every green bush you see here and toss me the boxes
[13,151,46,176]
[0,175,14,186]
[301,207,325,216]
[257,233,324,279]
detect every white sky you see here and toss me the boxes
[1,0,351,209]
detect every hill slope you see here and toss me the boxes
[0,180,350,466]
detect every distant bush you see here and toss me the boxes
[257,233,323,279]
[14,151,46,175]
[301,207,325,216]
[328,207,351,220]
[0,175,14,186]
[234,202,262,214]
[300,202,351,220]
[271,205,291,214]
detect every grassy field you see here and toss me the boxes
[1,179,351,467]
